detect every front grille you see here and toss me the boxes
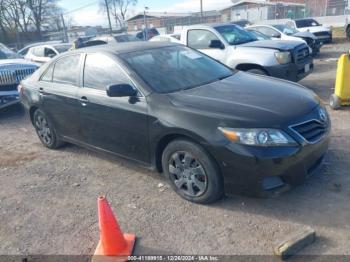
[291,120,328,143]
[313,31,330,37]
[295,47,310,63]
[0,84,18,91]
[0,68,35,86]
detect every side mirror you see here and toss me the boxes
[106,84,137,97]
[209,40,225,49]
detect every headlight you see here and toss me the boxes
[218,127,297,146]
[275,51,292,64]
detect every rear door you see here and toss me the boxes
[38,54,83,140]
[77,53,150,163]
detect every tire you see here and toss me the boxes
[33,109,64,149]
[162,139,224,204]
[347,27,350,40]
[246,68,267,75]
[330,94,341,110]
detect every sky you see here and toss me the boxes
[58,0,234,27]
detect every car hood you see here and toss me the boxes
[299,26,330,33]
[167,72,320,126]
[0,59,38,68]
[293,31,317,39]
[240,40,303,51]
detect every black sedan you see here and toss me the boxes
[20,42,330,204]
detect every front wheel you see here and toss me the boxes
[330,94,341,110]
[33,109,64,149]
[162,139,224,204]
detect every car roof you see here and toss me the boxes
[294,18,316,21]
[186,23,239,29]
[70,42,180,55]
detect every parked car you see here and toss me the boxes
[17,41,62,57]
[286,19,332,44]
[346,15,350,40]
[24,43,71,64]
[0,43,38,109]
[149,34,182,44]
[231,19,252,28]
[248,24,321,56]
[136,28,160,40]
[72,34,141,49]
[20,42,330,203]
[179,23,313,82]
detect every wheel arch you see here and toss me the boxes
[29,105,39,125]
[235,63,269,74]
[154,131,220,174]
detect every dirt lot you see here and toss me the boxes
[1,41,350,259]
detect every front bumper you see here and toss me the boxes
[265,59,313,82]
[0,92,20,109]
[212,129,330,197]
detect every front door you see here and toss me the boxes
[77,53,150,163]
[187,29,228,63]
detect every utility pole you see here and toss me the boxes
[105,0,113,34]
[61,14,68,43]
[200,0,203,23]
[143,7,149,41]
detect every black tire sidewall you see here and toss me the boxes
[162,139,224,204]
[33,109,61,149]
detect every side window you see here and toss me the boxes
[83,54,131,90]
[187,29,220,49]
[44,48,57,58]
[52,55,81,85]
[256,27,279,37]
[41,64,54,82]
[32,47,44,57]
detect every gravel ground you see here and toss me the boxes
[0,41,350,259]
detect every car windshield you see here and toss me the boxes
[0,43,21,59]
[120,46,233,94]
[295,19,320,28]
[114,34,140,42]
[53,44,71,53]
[214,25,257,45]
[273,24,298,35]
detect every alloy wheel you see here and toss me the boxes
[35,114,52,145]
[168,151,208,197]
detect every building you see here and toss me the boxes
[306,0,348,16]
[223,0,306,22]
[126,11,222,33]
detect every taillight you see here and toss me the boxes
[18,84,24,95]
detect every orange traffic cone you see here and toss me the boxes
[93,196,136,262]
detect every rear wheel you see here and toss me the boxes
[33,109,64,149]
[330,94,341,110]
[246,68,267,75]
[162,139,224,204]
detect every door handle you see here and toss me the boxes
[79,96,89,106]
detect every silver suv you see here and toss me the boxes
[0,43,38,108]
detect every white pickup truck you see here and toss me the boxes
[176,23,313,82]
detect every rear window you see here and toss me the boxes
[53,44,71,54]
[52,55,81,85]
[114,35,140,42]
